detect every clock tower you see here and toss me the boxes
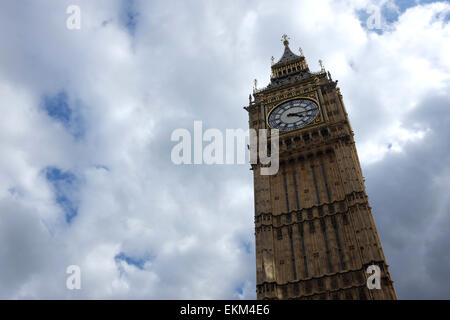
[246,35,397,300]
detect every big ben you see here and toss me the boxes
[246,35,397,300]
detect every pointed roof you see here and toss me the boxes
[272,35,302,68]
[252,34,313,93]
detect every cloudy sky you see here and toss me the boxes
[0,0,449,299]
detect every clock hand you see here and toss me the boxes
[287,111,307,117]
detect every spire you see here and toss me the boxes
[282,34,290,46]
[270,34,309,80]
[255,35,323,94]
[272,34,301,68]
[319,59,325,72]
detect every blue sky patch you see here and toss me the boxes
[115,252,154,270]
[234,283,245,296]
[396,0,441,12]
[235,286,243,295]
[241,240,252,254]
[121,0,139,36]
[44,167,79,224]
[41,91,85,139]
[42,91,71,125]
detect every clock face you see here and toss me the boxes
[267,98,319,131]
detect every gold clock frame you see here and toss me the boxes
[266,95,324,133]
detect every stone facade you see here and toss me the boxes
[245,37,397,300]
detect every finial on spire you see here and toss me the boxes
[281,34,290,46]
[271,56,274,65]
[253,79,258,91]
[299,47,304,56]
[319,59,325,72]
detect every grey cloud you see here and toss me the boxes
[365,91,450,298]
